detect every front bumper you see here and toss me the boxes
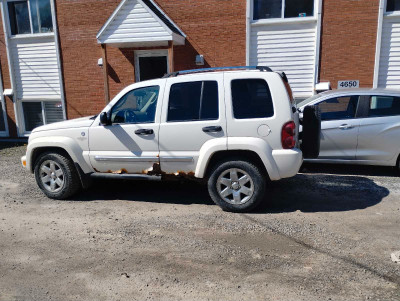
[272,148,303,179]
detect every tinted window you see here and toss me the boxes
[111,86,159,124]
[22,102,43,131]
[285,0,314,18]
[368,95,400,117]
[387,0,400,12]
[167,81,219,122]
[231,79,274,119]
[317,96,360,121]
[254,0,281,19]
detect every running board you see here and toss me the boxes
[90,173,161,181]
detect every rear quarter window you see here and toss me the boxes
[231,79,274,119]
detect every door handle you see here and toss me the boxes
[202,126,222,133]
[338,124,354,130]
[135,129,154,135]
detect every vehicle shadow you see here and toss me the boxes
[257,173,390,214]
[74,172,389,213]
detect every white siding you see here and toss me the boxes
[250,22,317,98]
[99,0,172,44]
[10,36,61,99]
[378,18,400,89]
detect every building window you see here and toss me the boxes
[231,79,274,119]
[387,0,400,12]
[253,0,314,20]
[167,81,219,122]
[8,0,53,35]
[22,101,63,132]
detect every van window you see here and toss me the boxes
[231,79,274,119]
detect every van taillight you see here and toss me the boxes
[282,121,296,149]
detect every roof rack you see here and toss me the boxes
[162,66,273,78]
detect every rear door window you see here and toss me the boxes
[317,95,360,121]
[167,81,219,122]
[368,95,400,117]
[231,79,274,119]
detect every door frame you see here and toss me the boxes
[134,49,169,82]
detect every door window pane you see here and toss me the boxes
[368,96,400,117]
[253,0,282,20]
[284,0,314,18]
[111,86,160,124]
[8,1,31,35]
[44,101,63,124]
[23,102,43,131]
[167,81,219,122]
[231,79,274,119]
[317,96,360,121]
[387,0,400,12]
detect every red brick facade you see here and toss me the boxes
[319,0,380,89]
[55,0,247,120]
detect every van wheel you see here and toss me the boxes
[301,105,321,159]
[34,152,81,199]
[207,159,266,213]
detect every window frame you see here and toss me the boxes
[5,0,54,38]
[19,99,64,135]
[166,80,220,123]
[110,85,161,125]
[252,0,317,22]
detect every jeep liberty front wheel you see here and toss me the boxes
[34,152,81,199]
[208,160,267,212]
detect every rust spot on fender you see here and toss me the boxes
[112,168,128,174]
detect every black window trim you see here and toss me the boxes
[110,85,160,125]
[166,80,220,123]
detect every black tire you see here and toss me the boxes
[34,152,81,199]
[207,159,267,213]
[301,105,321,159]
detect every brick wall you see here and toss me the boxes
[319,0,380,89]
[55,0,247,120]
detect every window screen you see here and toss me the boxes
[167,81,219,122]
[44,102,63,124]
[253,0,281,19]
[231,79,274,119]
[368,96,400,117]
[387,0,400,12]
[317,96,360,121]
[30,0,53,33]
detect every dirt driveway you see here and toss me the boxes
[0,142,399,301]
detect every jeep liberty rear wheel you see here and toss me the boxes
[208,160,267,212]
[34,152,81,199]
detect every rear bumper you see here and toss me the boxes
[272,148,303,179]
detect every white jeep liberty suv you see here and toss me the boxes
[21,66,320,212]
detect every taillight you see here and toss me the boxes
[282,121,296,149]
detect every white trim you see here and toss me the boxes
[50,0,67,120]
[251,16,317,26]
[373,0,385,88]
[0,77,9,137]
[96,0,186,44]
[245,0,251,65]
[1,0,19,136]
[313,0,323,90]
[134,49,168,82]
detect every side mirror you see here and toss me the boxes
[100,112,111,126]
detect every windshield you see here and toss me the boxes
[297,94,321,108]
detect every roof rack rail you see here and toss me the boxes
[162,66,273,78]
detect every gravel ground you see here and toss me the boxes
[0,142,399,301]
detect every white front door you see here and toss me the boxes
[135,50,169,82]
[88,82,165,174]
[315,95,361,160]
[158,74,227,174]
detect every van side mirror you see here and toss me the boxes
[100,112,111,126]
